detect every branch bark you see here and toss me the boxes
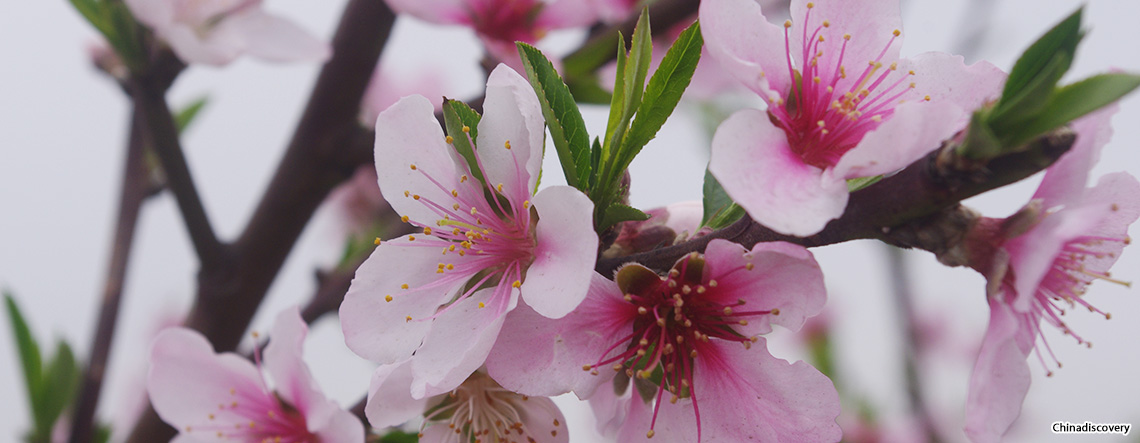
[596,128,1077,275]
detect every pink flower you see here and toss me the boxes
[366,362,569,442]
[383,0,597,70]
[700,0,1005,235]
[486,239,841,441]
[125,0,330,66]
[607,201,704,257]
[339,64,597,400]
[360,65,448,126]
[146,307,364,442]
[962,108,1140,442]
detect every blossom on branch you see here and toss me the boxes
[700,0,1004,236]
[366,362,568,442]
[146,307,363,442]
[383,0,597,70]
[961,108,1140,443]
[124,0,330,66]
[487,239,840,441]
[340,65,597,400]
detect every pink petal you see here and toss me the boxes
[709,109,848,236]
[340,237,469,364]
[384,0,470,24]
[1006,203,1110,311]
[364,361,429,428]
[832,101,963,179]
[586,380,632,438]
[699,0,792,99]
[702,239,826,335]
[123,0,174,28]
[537,0,600,28]
[511,396,571,443]
[263,307,323,421]
[690,339,842,442]
[1034,105,1118,207]
[410,289,512,398]
[905,52,1005,114]
[223,10,331,63]
[476,65,545,202]
[161,24,244,66]
[374,95,462,225]
[964,299,1035,443]
[486,274,636,398]
[1085,172,1140,238]
[146,329,264,429]
[521,185,597,318]
[790,0,902,83]
[312,408,366,443]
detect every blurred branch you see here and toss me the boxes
[68,101,154,443]
[884,246,946,443]
[597,128,1076,275]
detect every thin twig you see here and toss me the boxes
[68,103,153,443]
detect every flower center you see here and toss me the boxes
[768,2,921,169]
[421,372,563,442]
[468,0,548,43]
[386,131,536,318]
[583,254,779,440]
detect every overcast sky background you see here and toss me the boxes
[2,0,1139,441]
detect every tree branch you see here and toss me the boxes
[68,103,154,443]
[596,128,1077,275]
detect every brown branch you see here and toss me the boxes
[596,128,1077,275]
[67,103,154,443]
[130,57,226,265]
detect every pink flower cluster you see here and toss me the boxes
[137,0,1139,442]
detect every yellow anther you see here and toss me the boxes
[813,76,821,84]
[889,62,898,70]
[784,20,792,28]
[843,33,851,40]
[908,70,915,75]
[523,200,531,209]
[822,20,830,27]
[374,237,382,245]
[470,207,478,215]
[893,29,901,37]
[451,189,459,197]
[746,262,755,270]
[406,316,413,322]
[408,235,416,241]
[909,82,916,88]
[445,135,454,144]
[504,140,512,150]
[385,295,393,302]
[817,120,826,128]
[478,302,486,308]
[460,175,469,183]
[404,190,410,197]
[924,95,931,101]
[462,125,470,133]
[806,2,814,8]
[818,35,825,42]
[497,183,504,192]
[453,203,460,210]
[447,264,454,270]
[412,194,421,200]
[871,115,882,122]
[512,280,522,288]
[423,227,433,235]
[771,308,781,315]
[401,283,409,290]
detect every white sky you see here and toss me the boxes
[1,0,1139,442]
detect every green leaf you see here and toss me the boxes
[700,169,731,226]
[446,97,482,139]
[442,99,486,186]
[988,52,1071,130]
[5,293,43,423]
[1011,73,1140,145]
[516,42,591,189]
[603,33,629,163]
[36,341,81,439]
[846,175,884,192]
[598,203,651,231]
[959,110,1004,159]
[602,8,653,188]
[618,20,703,171]
[378,430,420,443]
[1000,8,1083,105]
[174,96,209,134]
